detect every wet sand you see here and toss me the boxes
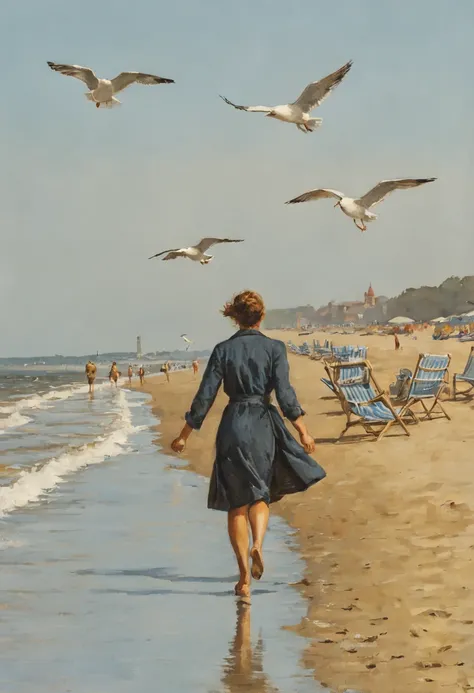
[134,330,474,693]
[0,389,318,692]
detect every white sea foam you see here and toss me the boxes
[0,412,32,434]
[0,389,136,516]
[0,382,109,433]
[0,383,91,416]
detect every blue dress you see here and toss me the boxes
[185,329,326,511]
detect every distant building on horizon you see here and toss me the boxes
[136,336,142,359]
[313,284,388,325]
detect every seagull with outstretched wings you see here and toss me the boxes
[181,334,193,351]
[148,238,244,264]
[220,60,352,133]
[286,178,436,231]
[47,61,174,108]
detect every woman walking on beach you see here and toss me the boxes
[138,365,145,385]
[127,365,133,385]
[171,290,325,602]
[192,359,199,377]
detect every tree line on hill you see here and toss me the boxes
[263,275,474,328]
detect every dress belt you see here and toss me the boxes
[229,394,271,405]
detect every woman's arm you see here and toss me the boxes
[272,341,315,453]
[289,416,315,453]
[171,346,223,453]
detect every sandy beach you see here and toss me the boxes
[133,330,474,693]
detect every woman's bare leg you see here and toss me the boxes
[248,501,269,580]
[228,505,250,596]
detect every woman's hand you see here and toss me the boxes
[171,424,193,454]
[171,437,186,454]
[299,432,315,454]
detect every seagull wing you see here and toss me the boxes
[195,237,244,253]
[111,72,175,94]
[356,178,436,209]
[219,95,273,113]
[47,62,99,90]
[148,248,186,260]
[291,60,353,112]
[285,188,345,204]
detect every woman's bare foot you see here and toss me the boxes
[250,546,264,580]
[234,580,251,604]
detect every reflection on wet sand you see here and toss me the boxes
[219,602,279,693]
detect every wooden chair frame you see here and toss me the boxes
[453,346,474,400]
[398,353,451,421]
[333,360,416,442]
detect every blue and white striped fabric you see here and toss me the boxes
[332,345,368,362]
[313,339,332,356]
[456,349,474,384]
[408,354,450,399]
[320,364,366,395]
[338,380,398,422]
[321,377,336,393]
[287,340,312,356]
[338,364,367,382]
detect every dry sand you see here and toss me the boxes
[131,330,474,693]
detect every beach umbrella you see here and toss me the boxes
[388,316,415,325]
[445,315,471,325]
[431,316,447,324]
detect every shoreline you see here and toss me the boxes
[130,331,474,693]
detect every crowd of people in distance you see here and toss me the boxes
[84,358,200,392]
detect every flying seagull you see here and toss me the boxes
[285,178,436,231]
[181,334,193,351]
[148,238,244,264]
[220,60,352,133]
[47,62,174,108]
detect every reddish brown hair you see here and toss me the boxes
[222,290,265,328]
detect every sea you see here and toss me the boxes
[0,366,324,693]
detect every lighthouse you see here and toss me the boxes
[136,336,142,359]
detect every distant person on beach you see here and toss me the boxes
[138,365,145,385]
[85,361,97,393]
[192,359,199,377]
[394,334,400,350]
[128,365,133,385]
[161,361,171,383]
[171,290,325,603]
[109,362,119,387]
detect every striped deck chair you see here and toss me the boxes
[321,362,366,398]
[399,353,451,421]
[453,346,474,399]
[334,361,413,442]
[331,345,368,362]
[311,339,333,361]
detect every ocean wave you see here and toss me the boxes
[0,389,135,516]
[0,383,92,416]
[0,382,111,434]
[0,412,32,434]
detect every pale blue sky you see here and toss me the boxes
[0,0,473,355]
